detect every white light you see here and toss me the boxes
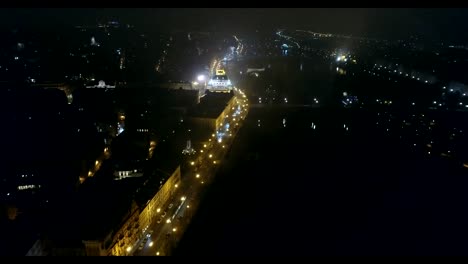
[450,89,454,92]
[149,242,154,247]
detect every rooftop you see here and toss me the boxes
[189,92,233,119]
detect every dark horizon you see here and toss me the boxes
[1,8,468,42]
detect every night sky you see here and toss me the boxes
[1,8,467,42]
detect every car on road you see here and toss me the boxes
[161,211,167,217]
[157,218,162,224]
[168,203,174,209]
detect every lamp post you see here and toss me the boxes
[196,74,207,97]
[197,75,207,87]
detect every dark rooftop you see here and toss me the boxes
[189,92,233,118]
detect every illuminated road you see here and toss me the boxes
[133,86,249,256]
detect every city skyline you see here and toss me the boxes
[1,8,468,42]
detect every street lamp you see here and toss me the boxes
[197,75,206,82]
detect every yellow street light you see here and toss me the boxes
[126,246,132,252]
[149,242,154,247]
[157,208,161,213]
[172,228,177,232]
[196,174,200,178]
[209,154,213,158]
[156,252,160,256]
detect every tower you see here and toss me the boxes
[182,140,196,155]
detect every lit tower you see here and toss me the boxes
[182,140,196,155]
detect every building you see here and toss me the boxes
[188,92,236,133]
[206,74,233,93]
[160,81,194,91]
[85,80,116,89]
[27,159,181,256]
[136,166,181,242]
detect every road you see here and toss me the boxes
[132,87,249,256]
[133,42,248,256]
